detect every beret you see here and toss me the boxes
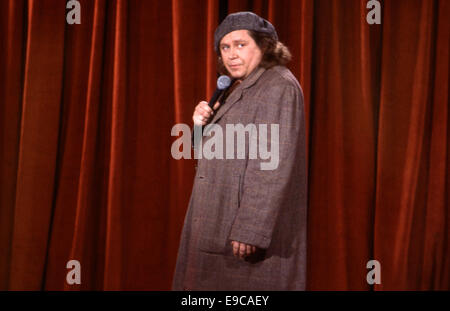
[214,11,278,52]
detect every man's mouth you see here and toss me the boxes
[229,64,241,69]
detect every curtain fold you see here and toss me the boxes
[305,0,381,290]
[374,0,450,290]
[1,0,66,290]
[0,0,448,290]
[0,0,26,290]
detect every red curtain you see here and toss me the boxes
[0,0,448,290]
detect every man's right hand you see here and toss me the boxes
[193,101,220,126]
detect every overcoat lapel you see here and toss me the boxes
[208,67,266,127]
[208,86,242,126]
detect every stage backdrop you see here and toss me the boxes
[0,0,448,290]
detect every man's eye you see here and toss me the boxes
[222,46,229,51]
[238,43,245,48]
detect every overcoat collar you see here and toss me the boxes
[208,66,266,126]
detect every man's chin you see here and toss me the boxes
[229,72,244,79]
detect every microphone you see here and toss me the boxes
[208,75,232,108]
[192,75,233,150]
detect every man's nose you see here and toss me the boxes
[228,47,237,59]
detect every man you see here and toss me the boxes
[173,11,307,290]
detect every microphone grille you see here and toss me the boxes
[217,75,232,90]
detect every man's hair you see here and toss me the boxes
[217,30,292,76]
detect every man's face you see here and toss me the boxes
[219,30,263,79]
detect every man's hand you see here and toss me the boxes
[193,101,220,126]
[231,241,256,259]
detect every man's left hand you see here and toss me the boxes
[231,241,256,259]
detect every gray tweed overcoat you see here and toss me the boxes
[172,65,307,290]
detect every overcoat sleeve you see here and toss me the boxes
[228,82,305,249]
